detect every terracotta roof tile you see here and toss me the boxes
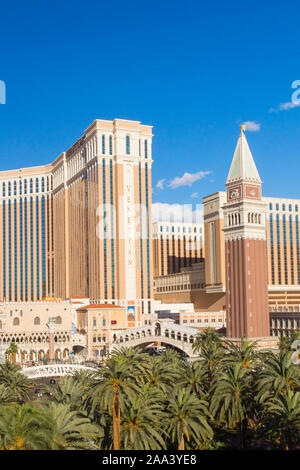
[76,303,125,311]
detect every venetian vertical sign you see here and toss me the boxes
[124,163,136,299]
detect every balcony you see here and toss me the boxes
[72,334,87,347]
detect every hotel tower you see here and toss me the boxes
[223,126,270,340]
[0,119,154,325]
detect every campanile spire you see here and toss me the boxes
[222,128,274,344]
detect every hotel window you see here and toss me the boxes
[172,226,175,232]
[102,135,105,154]
[93,319,96,327]
[56,316,62,324]
[296,205,299,212]
[183,227,186,233]
[2,183,5,197]
[144,139,148,158]
[24,179,27,194]
[139,139,141,156]
[276,203,279,211]
[269,203,273,210]
[178,227,180,232]
[30,179,33,194]
[13,318,19,326]
[41,177,45,192]
[160,226,163,232]
[36,178,39,193]
[282,204,286,211]
[19,180,22,195]
[8,182,11,196]
[126,135,130,155]
[289,204,292,211]
[109,135,112,155]
[34,317,40,325]
[13,181,16,196]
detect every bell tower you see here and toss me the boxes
[223,126,272,341]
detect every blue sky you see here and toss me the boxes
[0,0,300,220]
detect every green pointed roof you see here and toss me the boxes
[226,130,261,185]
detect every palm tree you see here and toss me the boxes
[0,384,18,405]
[0,403,47,450]
[177,361,206,398]
[88,357,138,450]
[42,403,101,450]
[166,389,213,450]
[159,348,184,367]
[6,342,18,363]
[256,350,300,402]
[210,362,256,450]
[192,327,222,354]
[44,376,87,411]
[121,391,166,450]
[222,337,260,369]
[0,361,33,402]
[143,356,179,392]
[197,343,223,393]
[263,390,300,450]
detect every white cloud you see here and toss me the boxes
[152,202,203,224]
[168,170,211,189]
[156,178,165,190]
[190,192,198,198]
[243,121,261,132]
[269,101,300,113]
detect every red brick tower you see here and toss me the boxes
[223,125,273,343]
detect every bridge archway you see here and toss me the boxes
[111,336,196,357]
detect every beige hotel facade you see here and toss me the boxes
[0,119,154,327]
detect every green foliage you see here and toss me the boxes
[0,343,299,450]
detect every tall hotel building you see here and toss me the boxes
[152,221,204,277]
[0,119,154,325]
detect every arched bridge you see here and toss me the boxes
[21,364,96,379]
[110,320,199,357]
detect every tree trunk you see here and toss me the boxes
[113,393,121,450]
[178,426,185,450]
[237,421,247,451]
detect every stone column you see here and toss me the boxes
[47,319,56,364]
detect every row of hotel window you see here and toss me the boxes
[160,226,202,233]
[182,318,223,324]
[269,203,299,212]
[0,316,62,328]
[99,135,149,157]
[2,177,53,197]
